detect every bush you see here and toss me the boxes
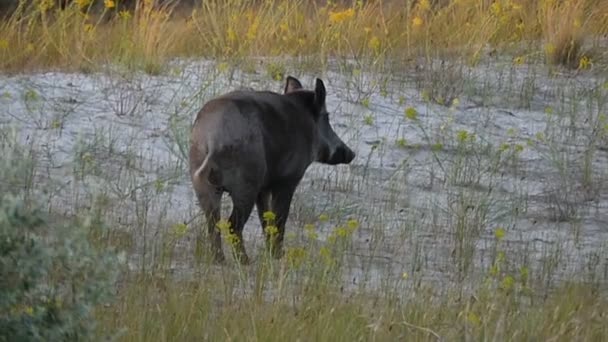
[0,194,119,342]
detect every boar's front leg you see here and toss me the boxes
[268,182,298,259]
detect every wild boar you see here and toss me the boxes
[189,76,355,264]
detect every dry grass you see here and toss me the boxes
[0,0,606,72]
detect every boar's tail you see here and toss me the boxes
[193,152,222,186]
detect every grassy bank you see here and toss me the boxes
[0,0,606,73]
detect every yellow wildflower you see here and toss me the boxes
[513,144,524,153]
[119,10,131,20]
[501,275,515,291]
[368,36,381,52]
[263,211,276,222]
[104,0,115,9]
[227,27,237,43]
[578,56,591,70]
[495,227,505,240]
[412,16,423,28]
[418,0,431,11]
[246,18,260,41]
[329,8,355,24]
[76,0,91,8]
[217,62,229,73]
[335,226,349,238]
[456,130,470,143]
[286,247,307,268]
[467,312,481,326]
[346,219,359,231]
[499,143,510,152]
[172,223,188,238]
[265,225,279,237]
[405,107,418,120]
[0,39,8,50]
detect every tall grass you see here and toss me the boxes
[0,0,606,72]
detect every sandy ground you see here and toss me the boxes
[1,57,607,294]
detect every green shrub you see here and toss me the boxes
[0,194,119,342]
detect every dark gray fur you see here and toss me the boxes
[189,76,355,264]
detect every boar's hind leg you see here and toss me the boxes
[197,188,224,264]
[268,183,298,259]
[227,191,257,265]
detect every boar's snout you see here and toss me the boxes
[327,144,355,165]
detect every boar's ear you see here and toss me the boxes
[284,76,303,94]
[313,78,326,109]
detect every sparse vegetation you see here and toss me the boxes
[1,0,608,340]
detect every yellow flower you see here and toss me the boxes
[513,144,524,153]
[335,226,349,238]
[218,62,229,73]
[265,225,279,237]
[329,8,355,24]
[246,18,260,41]
[104,0,115,9]
[346,219,359,231]
[456,130,470,143]
[501,275,515,291]
[467,312,481,326]
[263,211,276,222]
[76,0,92,8]
[499,143,510,152]
[579,56,591,70]
[405,107,418,120]
[216,219,231,233]
[172,223,188,238]
[119,10,131,20]
[286,247,307,268]
[412,16,423,28]
[227,27,237,43]
[368,36,381,53]
[319,246,333,265]
[495,227,505,240]
[38,0,54,12]
[536,132,545,141]
[0,39,8,50]
[401,272,409,279]
[490,2,501,16]
[418,0,431,11]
